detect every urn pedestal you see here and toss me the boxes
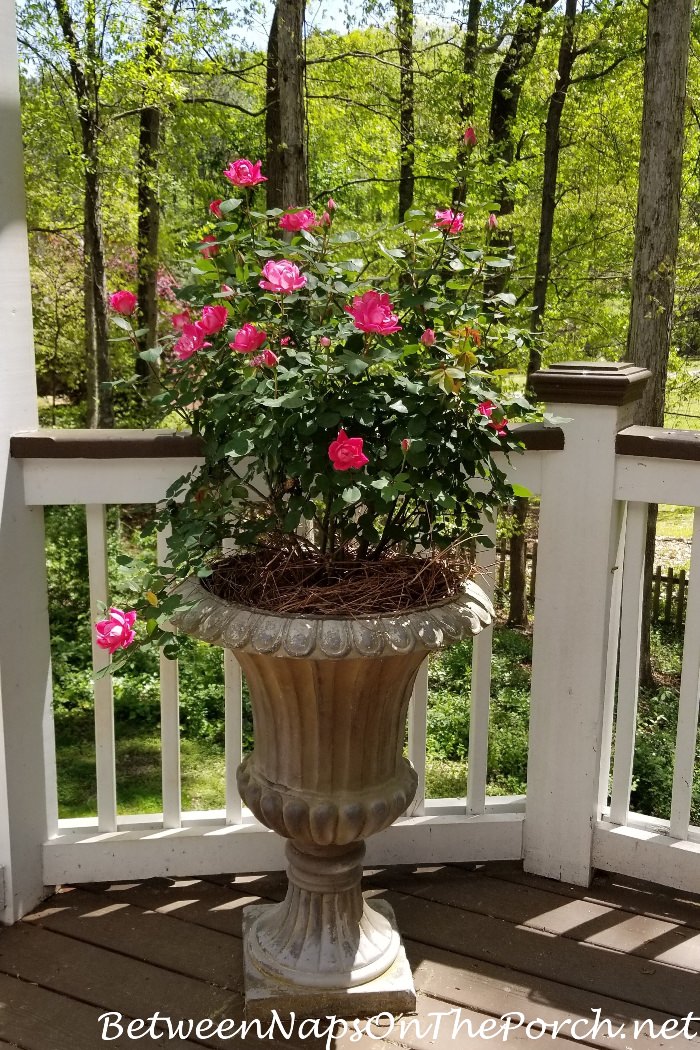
[176,578,493,1019]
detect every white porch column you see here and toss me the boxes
[0,0,54,921]
[524,362,649,885]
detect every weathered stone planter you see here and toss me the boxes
[175,576,493,1019]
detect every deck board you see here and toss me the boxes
[1,862,697,1049]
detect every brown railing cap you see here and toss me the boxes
[530,361,651,406]
[10,429,203,459]
[616,425,700,462]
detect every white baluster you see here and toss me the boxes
[670,507,700,840]
[610,501,648,826]
[86,504,117,832]
[157,527,181,829]
[467,514,496,816]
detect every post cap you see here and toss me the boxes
[529,361,651,406]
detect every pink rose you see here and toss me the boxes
[319,211,332,227]
[344,290,402,335]
[230,323,267,353]
[223,159,267,187]
[199,235,219,258]
[259,260,307,294]
[109,290,137,315]
[319,336,331,348]
[280,336,291,347]
[401,438,411,453]
[251,349,279,367]
[279,208,317,232]
[488,212,498,230]
[220,284,235,296]
[95,608,137,655]
[477,400,495,418]
[327,197,337,210]
[171,311,190,330]
[209,199,224,219]
[489,418,508,437]
[420,329,436,346]
[173,323,211,361]
[463,126,477,147]
[198,305,229,335]
[328,429,369,471]
[433,209,464,235]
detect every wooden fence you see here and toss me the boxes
[495,540,688,627]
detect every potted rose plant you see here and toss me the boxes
[99,152,535,1018]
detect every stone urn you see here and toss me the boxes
[175,576,493,1019]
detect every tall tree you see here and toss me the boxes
[54,0,113,427]
[483,0,556,627]
[136,0,167,369]
[396,0,415,221]
[266,0,308,210]
[452,0,481,209]
[627,0,693,687]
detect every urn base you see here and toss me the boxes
[242,900,416,1022]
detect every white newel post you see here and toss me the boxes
[524,362,649,885]
[0,1,55,921]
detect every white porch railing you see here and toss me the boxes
[10,425,554,888]
[3,362,700,920]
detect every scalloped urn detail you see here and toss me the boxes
[175,577,493,1014]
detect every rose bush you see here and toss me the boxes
[103,156,537,664]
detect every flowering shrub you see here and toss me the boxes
[104,157,537,662]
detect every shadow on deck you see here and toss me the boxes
[0,861,698,1048]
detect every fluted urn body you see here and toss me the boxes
[176,577,493,1014]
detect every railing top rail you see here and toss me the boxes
[616,425,700,462]
[10,429,202,459]
[10,422,564,459]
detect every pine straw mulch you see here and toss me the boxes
[201,545,473,618]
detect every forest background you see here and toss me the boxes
[15,0,700,820]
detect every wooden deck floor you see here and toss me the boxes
[0,861,698,1049]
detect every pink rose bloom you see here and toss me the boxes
[230,323,267,354]
[280,336,291,347]
[319,336,331,348]
[420,329,436,346]
[171,311,190,330]
[109,290,137,315]
[344,290,402,335]
[95,608,137,655]
[223,159,267,187]
[327,197,337,210]
[279,208,317,232]
[199,235,219,258]
[328,429,369,471]
[401,438,411,453]
[220,284,235,296]
[319,211,332,227]
[251,349,279,367]
[489,417,508,437]
[488,212,498,230]
[433,209,464,235]
[209,199,224,219]
[173,323,211,361]
[259,260,307,294]
[198,305,229,335]
[477,400,495,418]
[463,126,477,147]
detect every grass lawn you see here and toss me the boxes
[657,504,694,540]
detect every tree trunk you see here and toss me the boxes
[83,201,98,429]
[266,0,308,210]
[485,0,557,305]
[627,0,692,689]
[452,0,481,209]
[396,0,415,221]
[528,0,577,375]
[483,0,556,624]
[136,0,165,375]
[54,0,113,427]
[507,498,529,628]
